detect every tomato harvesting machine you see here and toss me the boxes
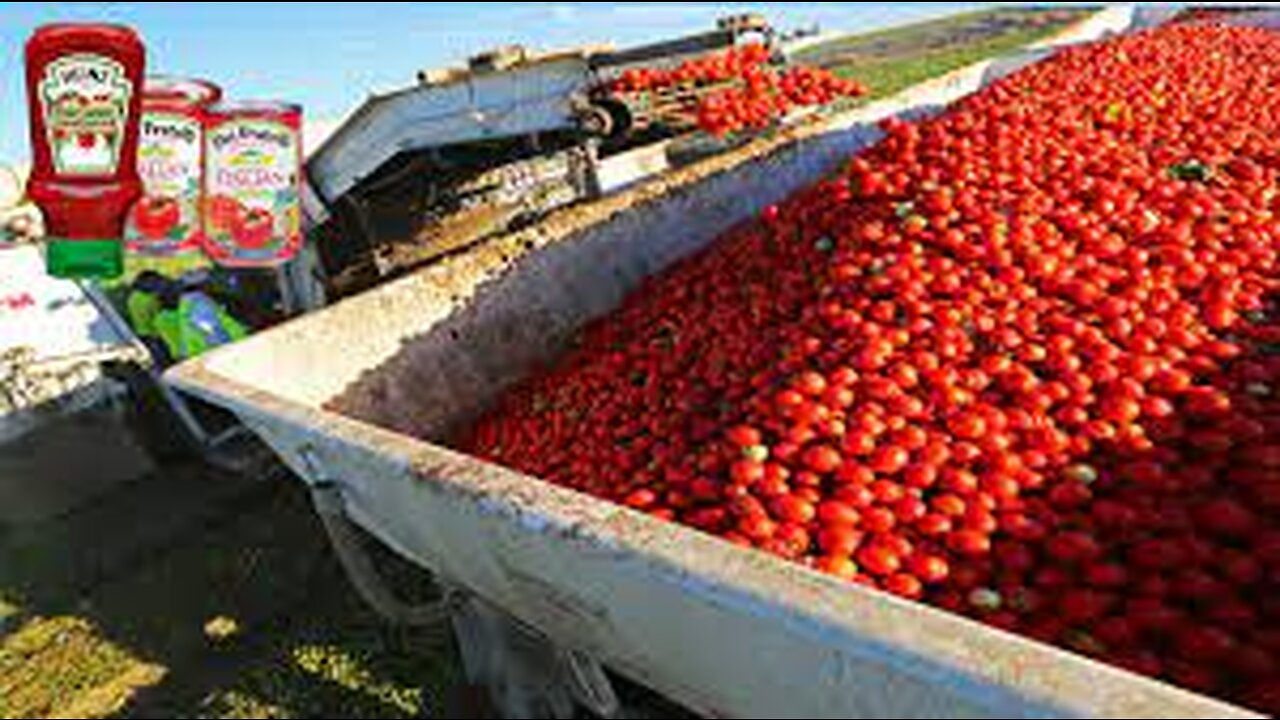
[301,14,789,299]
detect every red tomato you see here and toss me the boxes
[948,530,992,556]
[885,573,924,599]
[817,500,861,527]
[857,545,902,577]
[818,525,864,556]
[802,444,843,474]
[909,554,950,584]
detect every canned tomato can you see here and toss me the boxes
[125,76,221,256]
[202,101,302,267]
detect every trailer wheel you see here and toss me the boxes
[579,104,615,137]
[589,98,633,140]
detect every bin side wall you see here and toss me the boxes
[215,394,1251,720]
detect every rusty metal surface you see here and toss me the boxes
[166,9,1259,717]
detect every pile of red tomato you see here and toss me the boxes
[610,43,776,92]
[466,25,1280,712]
[609,43,866,136]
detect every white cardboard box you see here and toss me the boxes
[0,245,148,443]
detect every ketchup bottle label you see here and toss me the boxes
[38,53,133,177]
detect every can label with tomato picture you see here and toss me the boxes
[202,101,301,266]
[126,76,220,256]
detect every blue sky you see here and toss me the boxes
[1,2,995,163]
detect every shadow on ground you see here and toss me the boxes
[0,459,458,719]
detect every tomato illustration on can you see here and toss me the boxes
[125,76,221,256]
[202,101,301,266]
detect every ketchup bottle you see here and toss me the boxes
[25,24,145,279]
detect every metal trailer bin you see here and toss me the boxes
[167,7,1260,718]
